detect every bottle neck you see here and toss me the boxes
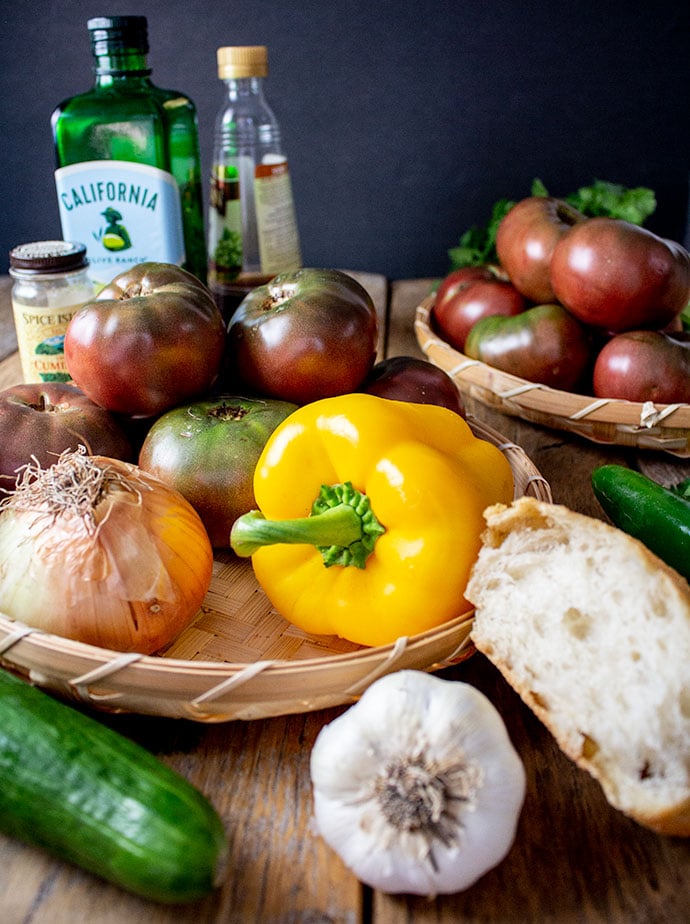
[93,51,152,81]
[224,76,265,100]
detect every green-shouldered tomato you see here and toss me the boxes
[464,303,591,390]
[138,395,297,547]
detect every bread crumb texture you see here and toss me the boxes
[466,496,690,836]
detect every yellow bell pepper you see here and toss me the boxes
[230,393,513,646]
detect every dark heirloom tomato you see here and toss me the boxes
[225,268,379,404]
[432,266,526,352]
[64,262,226,417]
[138,395,297,547]
[0,382,133,485]
[593,330,690,404]
[550,218,690,332]
[361,356,465,416]
[464,303,591,390]
[495,196,585,303]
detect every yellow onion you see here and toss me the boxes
[0,448,213,653]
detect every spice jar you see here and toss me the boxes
[9,240,94,383]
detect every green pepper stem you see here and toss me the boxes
[230,482,385,569]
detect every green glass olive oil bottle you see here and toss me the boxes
[51,16,206,288]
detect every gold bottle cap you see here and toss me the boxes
[217,46,268,79]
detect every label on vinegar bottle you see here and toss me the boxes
[55,161,186,288]
[254,160,302,276]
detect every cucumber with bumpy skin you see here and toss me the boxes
[0,668,227,903]
[591,464,690,582]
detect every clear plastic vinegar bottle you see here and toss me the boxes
[51,15,207,288]
[208,45,301,319]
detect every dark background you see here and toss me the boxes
[2,1,689,280]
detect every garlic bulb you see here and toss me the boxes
[310,669,525,896]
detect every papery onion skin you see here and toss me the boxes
[0,454,213,654]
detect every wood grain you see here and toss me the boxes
[0,273,689,923]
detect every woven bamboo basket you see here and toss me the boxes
[0,417,550,722]
[415,294,690,457]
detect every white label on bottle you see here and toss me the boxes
[254,161,302,275]
[55,160,186,288]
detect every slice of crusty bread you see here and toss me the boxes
[465,495,690,837]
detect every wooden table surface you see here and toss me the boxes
[0,272,689,923]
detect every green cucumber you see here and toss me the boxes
[0,668,227,903]
[591,464,690,581]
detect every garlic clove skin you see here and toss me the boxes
[310,669,525,897]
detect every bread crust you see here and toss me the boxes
[466,496,690,837]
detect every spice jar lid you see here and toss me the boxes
[9,241,88,274]
[217,46,268,79]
